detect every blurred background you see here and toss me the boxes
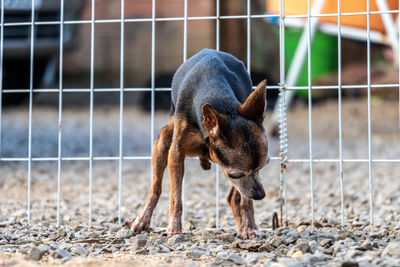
[3,0,399,108]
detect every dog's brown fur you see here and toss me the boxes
[127,81,268,239]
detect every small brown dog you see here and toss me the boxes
[127,49,269,239]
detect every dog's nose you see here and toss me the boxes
[252,188,265,200]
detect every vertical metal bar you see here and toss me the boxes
[89,0,95,225]
[118,0,125,225]
[215,0,220,229]
[247,0,251,74]
[0,0,4,158]
[337,0,345,228]
[307,0,315,226]
[150,0,156,227]
[216,0,220,51]
[366,0,374,232]
[27,0,36,225]
[183,0,188,62]
[279,0,288,227]
[57,0,65,227]
[151,0,155,174]
[181,0,188,227]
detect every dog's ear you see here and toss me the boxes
[238,79,267,123]
[202,104,227,143]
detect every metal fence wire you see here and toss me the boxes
[0,0,400,232]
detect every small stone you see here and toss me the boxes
[207,219,216,228]
[212,256,224,265]
[369,232,382,239]
[382,242,400,258]
[53,249,72,262]
[216,233,235,243]
[338,232,356,241]
[186,249,206,259]
[292,242,309,253]
[226,254,244,265]
[183,222,194,231]
[269,236,284,248]
[168,234,189,246]
[361,240,373,250]
[132,235,148,251]
[72,246,88,256]
[297,225,308,233]
[323,247,334,255]
[258,243,274,252]
[27,246,45,261]
[319,239,333,248]
[269,263,285,267]
[116,228,133,239]
[245,252,263,263]
[275,244,289,256]
[309,240,319,253]
[291,250,303,259]
[313,221,324,228]
[136,248,148,255]
[341,262,359,267]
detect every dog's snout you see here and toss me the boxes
[227,171,245,179]
[252,187,265,200]
[266,153,271,164]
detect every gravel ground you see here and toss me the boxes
[1,97,400,266]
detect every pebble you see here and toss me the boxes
[168,234,189,246]
[116,228,133,239]
[186,249,206,259]
[72,246,89,256]
[291,250,303,259]
[258,243,275,252]
[268,236,284,248]
[132,235,148,251]
[226,254,244,265]
[53,249,72,262]
[26,246,46,261]
[245,252,263,263]
[297,225,308,233]
[319,239,333,248]
[381,241,400,258]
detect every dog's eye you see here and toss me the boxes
[228,172,245,179]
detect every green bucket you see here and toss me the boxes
[284,28,338,97]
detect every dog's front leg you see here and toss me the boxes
[166,142,185,236]
[127,117,174,233]
[227,186,258,239]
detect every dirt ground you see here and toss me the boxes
[1,95,400,266]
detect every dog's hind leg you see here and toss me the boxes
[227,186,258,239]
[128,117,174,233]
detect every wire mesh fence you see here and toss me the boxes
[0,0,399,232]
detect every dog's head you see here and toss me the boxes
[202,80,269,200]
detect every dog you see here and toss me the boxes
[127,49,269,239]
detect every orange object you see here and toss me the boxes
[267,0,398,33]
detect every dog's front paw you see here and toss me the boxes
[129,214,151,234]
[240,227,259,239]
[166,221,182,236]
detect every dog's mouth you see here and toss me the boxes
[239,186,265,200]
[232,181,266,200]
